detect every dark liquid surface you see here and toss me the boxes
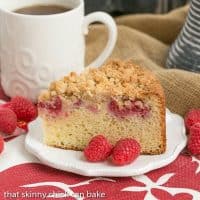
[14,5,71,15]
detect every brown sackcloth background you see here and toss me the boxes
[85,6,200,116]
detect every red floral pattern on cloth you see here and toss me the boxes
[0,155,200,200]
[0,86,200,200]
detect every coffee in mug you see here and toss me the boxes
[14,5,72,15]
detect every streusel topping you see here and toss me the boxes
[39,60,164,102]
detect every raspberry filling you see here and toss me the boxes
[39,97,149,118]
[38,96,62,114]
[38,97,99,116]
[73,99,83,107]
[73,100,98,113]
[108,99,150,118]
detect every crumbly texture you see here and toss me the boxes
[39,60,164,104]
[39,60,166,155]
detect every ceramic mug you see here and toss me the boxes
[0,0,117,101]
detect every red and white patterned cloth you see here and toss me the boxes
[0,87,200,200]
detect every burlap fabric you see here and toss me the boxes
[86,6,200,116]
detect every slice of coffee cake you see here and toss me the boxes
[38,60,166,154]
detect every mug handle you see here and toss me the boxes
[83,12,117,67]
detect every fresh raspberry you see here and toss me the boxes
[0,102,11,108]
[187,123,200,155]
[9,96,38,122]
[0,108,17,134]
[112,138,141,166]
[0,136,4,154]
[185,109,200,131]
[17,121,29,132]
[84,135,113,162]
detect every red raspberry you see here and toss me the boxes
[0,102,11,108]
[185,109,200,131]
[17,121,29,132]
[187,123,200,155]
[108,100,149,118]
[0,108,17,134]
[9,96,38,122]
[0,136,4,154]
[112,138,141,166]
[84,135,113,162]
[38,96,62,114]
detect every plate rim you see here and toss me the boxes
[25,109,187,177]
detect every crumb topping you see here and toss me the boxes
[39,60,164,103]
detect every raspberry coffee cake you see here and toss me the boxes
[38,60,166,154]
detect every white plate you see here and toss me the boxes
[25,109,187,177]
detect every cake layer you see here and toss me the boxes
[39,95,166,154]
[38,60,166,155]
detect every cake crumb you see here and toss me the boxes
[39,60,164,102]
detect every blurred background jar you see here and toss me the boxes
[85,0,189,15]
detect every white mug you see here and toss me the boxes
[0,0,117,101]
